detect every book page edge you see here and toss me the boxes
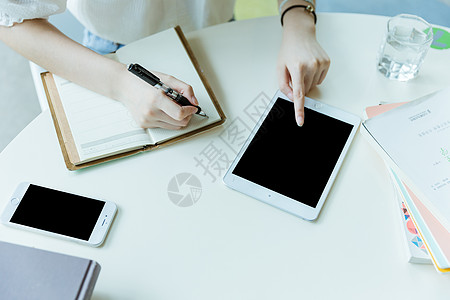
[41,72,81,170]
[174,26,226,123]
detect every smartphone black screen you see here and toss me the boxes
[232,98,354,208]
[10,184,105,241]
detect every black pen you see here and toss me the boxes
[127,63,208,118]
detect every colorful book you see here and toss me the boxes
[363,97,450,272]
[362,102,406,120]
[391,178,431,264]
[388,168,450,273]
[366,103,431,264]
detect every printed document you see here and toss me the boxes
[364,88,450,232]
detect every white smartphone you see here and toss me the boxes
[1,182,117,247]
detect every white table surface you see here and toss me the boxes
[1,13,450,299]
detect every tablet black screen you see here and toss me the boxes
[232,98,354,208]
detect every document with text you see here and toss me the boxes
[363,88,450,233]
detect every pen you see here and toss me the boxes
[127,63,208,118]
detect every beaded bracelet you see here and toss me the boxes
[280,4,317,26]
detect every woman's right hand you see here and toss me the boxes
[117,67,199,129]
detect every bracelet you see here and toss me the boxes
[280,4,317,26]
[279,0,315,13]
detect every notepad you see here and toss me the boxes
[42,26,225,170]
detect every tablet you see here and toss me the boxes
[223,90,360,220]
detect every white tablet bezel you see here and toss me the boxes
[223,90,360,221]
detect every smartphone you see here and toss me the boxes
[1,182,117,247]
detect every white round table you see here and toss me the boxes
[1,13,450,299]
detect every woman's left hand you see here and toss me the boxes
[277,9,330,126]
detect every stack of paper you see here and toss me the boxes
[360,88,450,273]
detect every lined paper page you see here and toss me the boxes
[54,75,151,163]
[114,27,221,143]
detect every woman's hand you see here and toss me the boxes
[0,19,199,130]
[277,7,330,126]
[118,68,199,129]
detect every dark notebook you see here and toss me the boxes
[0,241,101,300]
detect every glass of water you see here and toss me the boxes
[377,14,433,81]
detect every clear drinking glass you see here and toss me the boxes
[377,14,433,81]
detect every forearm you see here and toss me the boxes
[278,0,316,36]
[0,19,127,101]
[0,18,198,129]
